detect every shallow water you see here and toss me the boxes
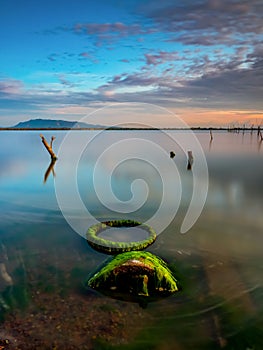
[0,130,262,349]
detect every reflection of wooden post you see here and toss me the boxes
[259,128,263,141]
[187,151,193,170]
[40,134,57,160]
[210,129,213,141]
[50,136,55,149]
[44,158,56,183]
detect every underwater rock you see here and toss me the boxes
[86,251,178,302]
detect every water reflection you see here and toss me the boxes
[0,130,262,348]
[258,138,263,152]
[43,159,56,183]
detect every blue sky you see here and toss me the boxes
[0,0,263,127]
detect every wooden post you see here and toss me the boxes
[187,150,194,170]
[257,126,261,137]
[170,151,175,159]
[40,134,57,160]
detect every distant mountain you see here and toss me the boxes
[12,118,104,129]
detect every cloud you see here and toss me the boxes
[71,21,151,47]
[56,74,75,88]
[1,43,263,115]
[140,0,263,45]
[79,52,99,64]
[79,52,91,58]
[97,72,162,97]
[0,79,24,95]
[0,75,111,119]
[144,51,180,66]
[1,38,263,126]
[182,66,263,109]
[47,54,57,62]
[95,48,263,111]
[74,22,145,36]
[39,1,262,50]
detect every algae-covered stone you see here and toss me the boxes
[86,251,178,301]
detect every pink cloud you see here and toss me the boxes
[79,52,90,58]
[73,22,146,37]
[145,51,180,66]
[0,79,24,95]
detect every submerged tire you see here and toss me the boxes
[86,220,157,254]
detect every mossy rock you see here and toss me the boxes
[86,252,178,303]
[86,220,157,254]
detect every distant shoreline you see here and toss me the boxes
[0,127,235,131]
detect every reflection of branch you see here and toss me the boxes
[210,129,213,141]
[50,136,56,149]
[44,159,57,183]
[259,129,263,141]
[258,139,262,153]
[40,134,57,160]
[208,129,213,152]
[209,139,213,152]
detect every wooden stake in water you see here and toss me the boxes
[257,126,261,137]
[170,151,175,159]
[40,134,58,160]
[187,151,194,170]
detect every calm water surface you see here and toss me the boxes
[0,130,262,349]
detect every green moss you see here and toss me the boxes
[1,284,29,314]
[140,275,149,296]
[86,251,178,299]
[87,220,157,254]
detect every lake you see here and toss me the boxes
[0,129,263,349]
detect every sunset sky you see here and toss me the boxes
[0,0,263,127]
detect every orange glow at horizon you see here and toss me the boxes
[39,105,263,128]
[176,109,263,127]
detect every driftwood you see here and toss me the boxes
[40,134,57,160]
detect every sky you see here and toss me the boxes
[0,0,263,127]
